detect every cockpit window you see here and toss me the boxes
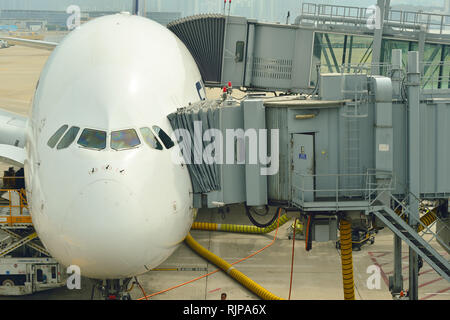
[57,126,80,150]
[110,129,141,151]
[140,127,163,150]
[77,129,107,150]
[47,125,68,148]
[152,126,174,149]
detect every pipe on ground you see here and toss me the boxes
[185,233,283,300]
[191,213,291,234]
[417,209,437,232]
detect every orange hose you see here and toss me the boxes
[134,277,148,300]
[138,208,284,300]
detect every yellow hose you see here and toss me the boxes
[185,233,283,300]
[395,207,438,232]
[192,213,291,234]
[339,219,355,300]
[417,209,437,232]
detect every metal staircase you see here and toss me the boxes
[0,232,37,258]
[371,193,450,281]
[1,229,49,256]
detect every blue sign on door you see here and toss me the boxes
[299,154,307,160]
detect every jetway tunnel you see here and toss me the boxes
[166,47,450,299]
[168,3,450,93]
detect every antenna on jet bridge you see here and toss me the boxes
[220,0,232,88]
[132,0,146,17]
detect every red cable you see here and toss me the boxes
[138,208,284,300]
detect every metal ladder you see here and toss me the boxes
[342,116,361,194]
[341,79,369,195]
[1,229,49,256]
[341,77,369,118]
[0,232,37,258]
[371,194,450,281]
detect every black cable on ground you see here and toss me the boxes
[305,215,313,251]
[245,204,281,228]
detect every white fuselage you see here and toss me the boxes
[24,14,203,279]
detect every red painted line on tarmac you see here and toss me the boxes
[403,268,435,281]
[208,287,222,294]
[418,277,443,289]
[421,287,450,300]
[374,252,390,258]
[368,252,389,286]
[385,265,409,275]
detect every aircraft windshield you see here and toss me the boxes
[152,126,174,149]
[110,129,141,151]
[140,127,163,150]
[47,125,68,148]
[57,126,80,150]
[77,129,107,150]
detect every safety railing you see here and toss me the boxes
[291,169,394,205]
[316,63,393,77]
[300,2,450,35]
[301,3,367,23]
[365,169,395,202]
[0,177,30,226]
[421,75,450,94]
[340,63,393,77]
[320,60,450,93]
[387,10,450,35]
[372,188,450,254]
[420,61,450,92]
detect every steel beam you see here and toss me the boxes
[132,0,146,17]
[391,49,404,295]
[407,51,421,300]
[371,0,386,75]
[324,33,341,73]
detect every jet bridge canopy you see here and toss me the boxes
[168,3,450,93]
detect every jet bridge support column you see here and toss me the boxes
[407,51,421,300]
[390,49,403,295]
[418,27,426,74]
[371,0,387,75]
[132,0,146,17]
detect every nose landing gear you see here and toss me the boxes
[91,278,132,300]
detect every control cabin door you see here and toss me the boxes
[292,133,315,203]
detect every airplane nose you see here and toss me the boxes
[59,179,150,278]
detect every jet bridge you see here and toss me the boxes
[166,0,450,300]
[167,48,450,299]
[168,64,450,209]
[168,1,450,93]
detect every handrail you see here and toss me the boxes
[0,187,30,226]
[372,188,450,253]
[292,169,394,204]
[300,2,450,35]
